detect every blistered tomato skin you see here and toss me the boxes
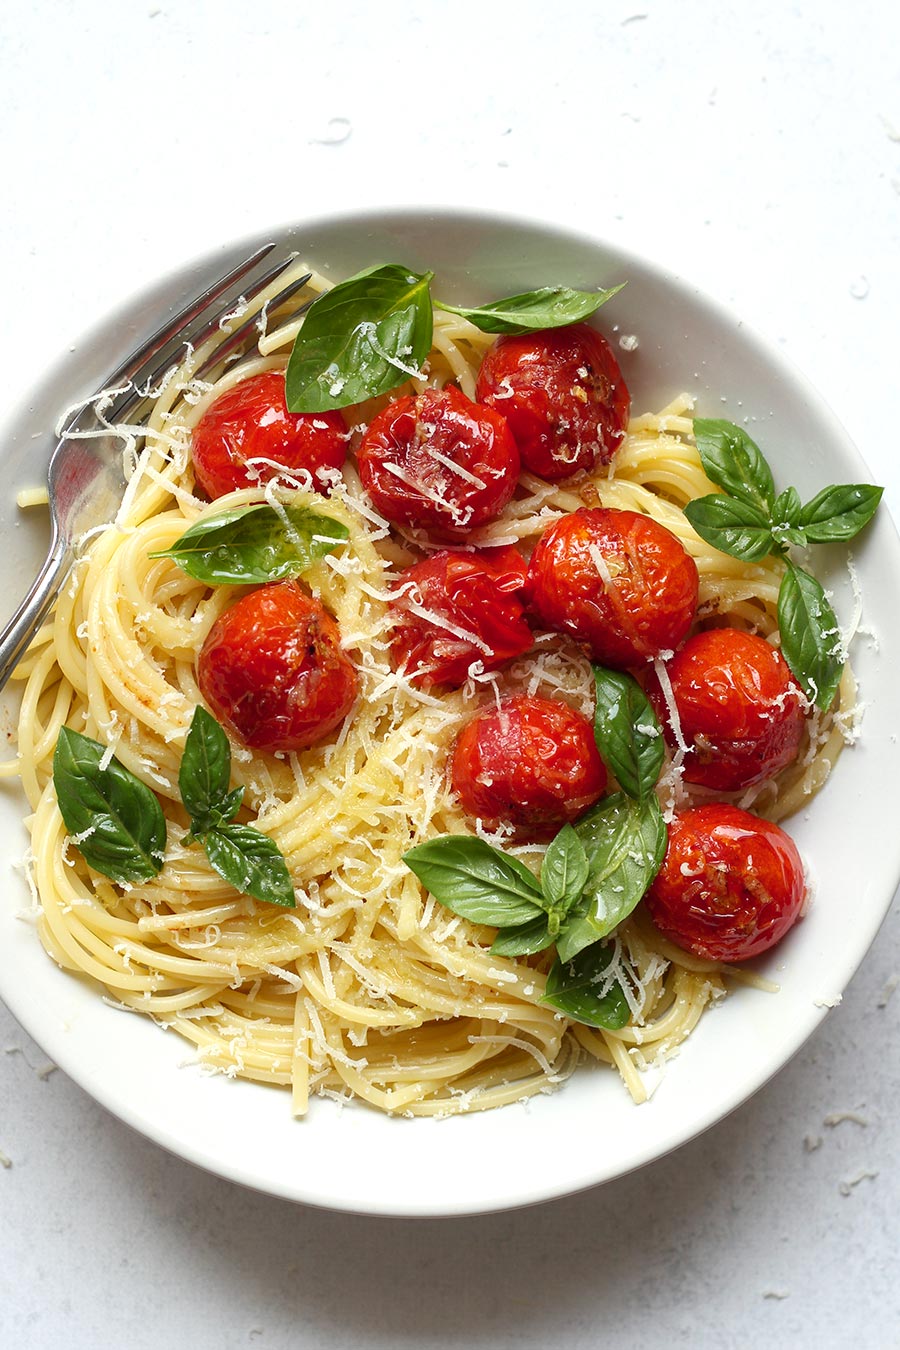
[475,324,630,480]
[645,804,806,962]
[191,371,347,499]
[356,386,519,536]
[451,695,607,835]
[526,507,699,668]
[198,582,358,753]
[390,546,533,689]
[647,628,807,791]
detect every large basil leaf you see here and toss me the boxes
[203,823,296,908]
[542,944,630,1029]
[684,494,773,562]
[592,666,664,802]
[403,836,545,927]
[798,483,883,543]
[179,707,243,837]
[557,793,667,963]
[151,502,348,586]
[285,263,433,412]
[777,561,843,710]
[692,419,776,515]
[434,283,623,334]
[53,728,166,884]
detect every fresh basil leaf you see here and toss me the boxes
[592,666,664,801]
[540,824,590,911]
[203,823,295,908]
[798,483,883,543]
[772,485,802,527]
[151,503,348,586]
[53,728,166,884]
[404,836,545,927]
[179,706,242,834]
[490,914,555,957]
[434,283,624,334]
[558,793,667,962]
[692,418,776,515]
[284,263,433,412]
[542,944,630,1030]
[778,562,843,710]
[684,494,774,562]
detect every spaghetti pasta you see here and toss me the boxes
[2,261,855,1115]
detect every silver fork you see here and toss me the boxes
[0,245,314,691]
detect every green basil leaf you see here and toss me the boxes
[53,728,166,884]
[684,494,774,562]
[540,824,590,911]
[285,263,433,412]
[434,283,624,334]
[179,706,242,833]
[592,666,664,801]
[772,485,802,527]
[558,793,667,962]
[203,823,295,908]
[692,418,776,514]
[151,503,348,586]
[798,483,883,543]
[777,562,843,710]
[542,944,630,1030]
[490,914,555,957]
[403,836,545,927]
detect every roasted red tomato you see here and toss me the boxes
[390,546,532,689]
[475,323,630,480]
[526,507,698,667]
[198,581,357,753]
[191,371,347,498]
[451,695,607,834]
[647,628,807,791]
[355,385,519,536]
[645,804,806,962]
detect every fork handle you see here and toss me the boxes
[0,536,73,693]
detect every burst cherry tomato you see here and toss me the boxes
[475,323,630,480]
[451,695,607,834]
[191,371,347,498]
[526,507,698,667]
[390,546,532,689]
[356,385,519,536]
[645,804,806,962]
[197,581,358,753]
[647,628,807,791]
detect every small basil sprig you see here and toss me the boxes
[684,417,882,709]
[53,728,166,883]
[151,502,348,586]
[283,263,625,413]
[179,707,295,908]
[285,264,434,413]
[542,944,630,1030]
[54,710,294,908]
[592,666,663,802]
[434,283,624,334]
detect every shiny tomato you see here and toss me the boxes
[355,385,519,536]
[526,507,698,667]
[474,323,630,480]
[647,628,807,791]
[645,804,806,962]
[191,371,347,498]
[390,546,532,689]
[197,581,358,753]
[451,695,607,834]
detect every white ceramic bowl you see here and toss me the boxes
[1,208,899,1216]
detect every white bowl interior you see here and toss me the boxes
[1,208,898,1215]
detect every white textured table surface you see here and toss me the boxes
[2,2,899,1345]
